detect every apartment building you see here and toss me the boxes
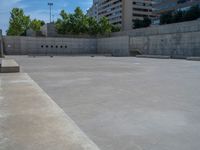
[87,0,99,20]
[154,0,200,15]
[87,0,157,30]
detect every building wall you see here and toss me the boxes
[87,0,156,30]
[122,0,133,30]
[98,0,123,26]
[87,0,99,20]
[3,36,97,55]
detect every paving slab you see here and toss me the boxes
[0,73,100,150]
[8,56,200,150]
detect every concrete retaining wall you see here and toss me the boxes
[130,31,200,57]
[112,20,200,37]
[126,20,200,57]
[3,20,200,57]
[97,36,129,56]
[3,36,97,55]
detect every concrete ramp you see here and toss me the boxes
[0,73,100,150]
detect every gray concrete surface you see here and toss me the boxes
[9,56,200,150]
[0,59,20,73]
[0,73,100,150]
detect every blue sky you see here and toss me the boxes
[0,0,93,35]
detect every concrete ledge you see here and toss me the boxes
[0,73,100,150]
[186,57,200,61]
[136,55,171,59]
[28,54,112,57]
[0,59,20,73]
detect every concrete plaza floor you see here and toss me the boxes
[10,56,200,150]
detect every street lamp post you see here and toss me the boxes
[48,2,53,23]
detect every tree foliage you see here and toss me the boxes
[98,17,112,34]
[7,8,45,36]
[30,19,45,31]
[7,8,31,36]
[88,17,100,35]
[111,25,121,32]
[7,7,119,36]
[160,5,200,25]
[55,7,120,35]
[133,17,151,29]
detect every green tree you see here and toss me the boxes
[55,7,119,35]
[56,8,89,34]
[88,17,99,35]
[56,10,71,34]
[7,8,31,36]
[172,10,184,23]
[133,19,143,29]
[133,17,151,29]
[99,17,112,34]
[111,25,121,32]
[183,5,200,21]
[143,17,151,27]
[160,12,173,24]
[72,7,88,34]
[160,5,200,25]
[30,19,45,31]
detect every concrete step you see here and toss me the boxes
[186,57,200,61]
[136,55,171,59]
[0,73,100,150]
[0,59,20,73]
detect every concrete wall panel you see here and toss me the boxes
[3,20,200,57]
[97,36,130,56]
[3,36,97,55]
[130,31,200,57]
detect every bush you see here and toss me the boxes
[160,12,173,24]
[133,17,151,29]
